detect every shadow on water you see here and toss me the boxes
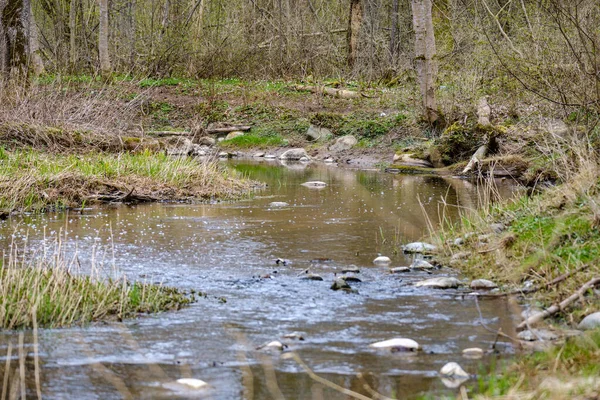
[0,160,521,399]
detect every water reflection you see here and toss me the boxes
[0,161,519,399]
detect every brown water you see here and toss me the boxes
[0,161,519,399]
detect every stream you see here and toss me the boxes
[0,160,519,399]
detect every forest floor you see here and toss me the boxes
[1,75,599,396]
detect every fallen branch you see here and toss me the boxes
[292,84,361,99]
[462,144,488,174]
[148,131,191,137]
[516,277,600,331]
[206,125,252,135]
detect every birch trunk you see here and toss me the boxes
[411,0,438,124]
[347,0,362,68]
[27,0,44,75]
[98,0,111,76]
[69,0,76,66]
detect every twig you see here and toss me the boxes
[474,296,520,345]
[516,277,600,331]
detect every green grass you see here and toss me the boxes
[219,131,285,148]
[0,149,252,213]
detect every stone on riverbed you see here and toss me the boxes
[301,181,327,188]
[410,259,435,270]
[373,256,391,265]
[517,329,559,342]
[402,242,437,254]
[279,148,309,161]
[264,154,277,159]
[253,152,265,158]
[369,338,420,352]
[341,267,360,274]
[440,362,470,379]
[415,277,461,289]
[390,267,410,273]
[257,340,287,351]
[331,278,351,290]
[176,378,209,389]
[578,312,600,330]
[340,275,362,283]
[462,348,484,359]
[470,279,498,290]
[301,274,323,281]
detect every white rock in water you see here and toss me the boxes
[411,259,435,270]
[470,279,498,289]
[301,181,327,188]
[299,156,310,162]
[269,202,289,207]
[218,151,229,158]
[578,312,600,330]
[176,378,209,389]
[373,256,391,265]
[462,348,484,358]
[415,277,461,289]
[253,152,265,158]
[402,242,437,253]
[257,340,286,351]
[440,362,470,379]
[369,338,420,352]
[390,267,410,273]
[264,154,277,159]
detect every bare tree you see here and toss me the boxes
[347,0,362,68]
[98,0,111,76]
[411,0,438,124]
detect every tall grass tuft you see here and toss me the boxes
[0,234,194,330]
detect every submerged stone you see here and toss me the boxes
[269,202,289,207]
[440,362,470,379]
[301,181,327,188]
[410,259,435,270]
[369,338,420,352]
[390,267,410,273]
[373,256,391,265]
[330,278,351,290]
[462,348,484,359]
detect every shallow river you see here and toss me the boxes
[0,161,519,399]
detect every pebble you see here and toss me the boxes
[517,329,559,342]
[282,332,305,341]
[470,279,498,289]
[331,278,351,290]
[369,338,420,352]
[373,256,391,265]
[402,242,437,253]
[410,259,435,270]
[175,379,209,389]
[415,277,461,289]
[440,362,470,379]
[253,152,265,158]
[462,347,484,359]
[257,341,287,351]
[578,312,600,330]
[264,154,277,159]
[341,267,360,274]
[453,237,465,246]
[390,267,410,273]
[269,202,289,207]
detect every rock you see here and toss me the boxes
[279,148,309,161]
[331,278,351,290]
[329,135,358,152]
[301,181,327,188]
[393,154,434,168]
[440,376,469,389]
[324,157,335,163]
[253,152,265,158]
[490,223,505,233]
[450,251,470,263]
[390,267,410,273]
[264,154,277,160]
[301,274,323,281]
[453,237,465,246]
[340,275,362,283]
[275,258,289,265]
[470,279,498,290]
[299,156,310,162]
[341,267,360,274]
[402,242,437,254]
[415,277,461,289]
[410,259,435,270]
[198,136,216,146]
[166,138,194,156]
[369,338,420,352]
[225,131,244,140]
[257,340,287,351]
[578,312,600,330]
[462,348,484,359]
[373,256,391,265]
[218,151,230,158]
[440,362,470,379]
[517,329,559,342]
[282,332,305,341]
[269,202,289,207]
[306,125,332,141]
[175,378,209,389]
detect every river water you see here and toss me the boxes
[0,161,519,399]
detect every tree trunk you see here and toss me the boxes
[27,0,44,75]
[0,0,8,73]
[347,0,362,68]
[389,0,399,62]
[98,0,111,76]
[411,0,438,125]
[1,0,28,75]
[69,0,76,67]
